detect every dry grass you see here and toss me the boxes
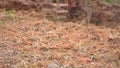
[0,9,120,68]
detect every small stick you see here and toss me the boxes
[84,0,92,24]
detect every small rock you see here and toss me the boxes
[28,37,39,42]
[47,63,59,68]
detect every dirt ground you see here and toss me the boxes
[0,9,120,68]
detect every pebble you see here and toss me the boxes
[47,63,59,68]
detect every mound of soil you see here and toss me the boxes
[90,2,120,27]
[0,0,42,10]
[0,0,120,28]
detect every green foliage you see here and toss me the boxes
[0,21,4,25]
[104,52,111,62]
[111,61,119,68]
[7,10,14,19]
[106,0,113,3]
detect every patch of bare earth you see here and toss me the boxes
[0,10,120,68]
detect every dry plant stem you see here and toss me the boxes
[55,0,60,22]
[85,0,92,24]
[86,7,92,24]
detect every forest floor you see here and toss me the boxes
[0,10,120,68]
